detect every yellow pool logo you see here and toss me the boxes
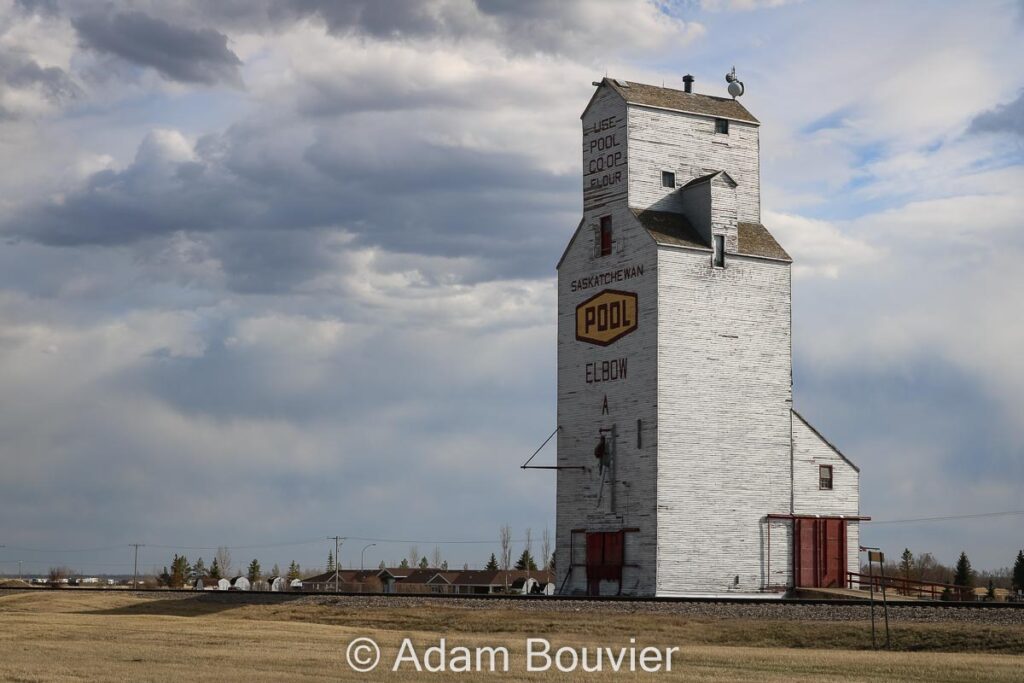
[576,290,638,346]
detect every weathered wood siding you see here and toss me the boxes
[792,412,861,575]
[627,105,760,223]
[557,90,659,596]
[655,250,793,594]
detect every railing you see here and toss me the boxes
[847,571,975,601]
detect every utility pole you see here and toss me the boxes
[129,543,145,590]
[327,537,344,592]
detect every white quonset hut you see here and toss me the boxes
[555,76,863,597]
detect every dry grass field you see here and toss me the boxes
[1,590,1022,682]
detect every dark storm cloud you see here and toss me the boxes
[967,90,1024,136]
[2,121,574,290]
[0,50,80,110]
[71,10,243,86]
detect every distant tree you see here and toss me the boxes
[399,558,410,569]
[247,559,262,583]
[1013,550,1024,594]
[441,561,448,571]
[987,579,996,601]
[500,525,512,571]
[192,557,206,580]
[158,566,171,587]
[899,548,914,583]
[287,561,302,581]
[431,546,443,569]
[515,549,538,571]
[215,547,232,578]
[326,550,335,572]
[408,546,420,569]
[954,552,973,587]
[524,528,533,571]
[485,553,499,571]
[209,558,222,580]
[463,563,469,571]
[169,554,189,588]
[271,563,281,578]
[419,556,429,569]
[550,552,556,572]
[541,528,552,571]
[48,566,71,584]
[378,560,386,570]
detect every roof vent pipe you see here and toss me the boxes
[682,74,694,93]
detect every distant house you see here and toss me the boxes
[300,568,554,595]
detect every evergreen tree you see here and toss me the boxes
[899,548,913,582]
[287,561,301,581]
[514,549,538,571]
[419,556,429,569]
[399,558,410,569]
[170,554,189,588]
[209,557,222,580]
[378,560,386,570]
[247,559,261,582]
[271,563,280,578]
[441,561,448,570]
[987,579,996,600]
[159,566,171,587]
[1013,550,1024,594]
[954,551,974,591]
[326,550,335,572]
[192,557,206,580]
[485,553,499,571]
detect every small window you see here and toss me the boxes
[819,465,833,490]
[715,118,729,134]
[713,234,725,268]
[599,216,612,256]
[661,171,675,188]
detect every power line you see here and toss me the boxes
[865,510,1024,525]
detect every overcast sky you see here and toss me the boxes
[1,0,1022,578]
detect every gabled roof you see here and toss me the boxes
[737,222,791,262]
[681,170,738,189]
[792,410,859,473]
[601,78,759,125]
[632,209,709,251]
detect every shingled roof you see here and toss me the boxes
[632,209,708,251]
[602,78,759,125]
[737,222,791,262]
[633,209,791,262]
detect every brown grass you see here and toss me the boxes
[0,590,1021,682]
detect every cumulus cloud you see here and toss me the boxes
[71,9,243,86]
[764,210,880,279]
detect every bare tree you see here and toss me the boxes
[542,527,552,571]
[431,546,443,569]
[408,545,420,569]
[499,524,512,571]
[524,528,533,568]
[215,546,233,578]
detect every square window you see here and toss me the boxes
[599,216,612,256]
[661,171,675,188]
[715,118,729,134]
[713,234,725,268]
[819,465,833,490]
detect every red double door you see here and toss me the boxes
[585,531,624,596]
[794,517,847,588]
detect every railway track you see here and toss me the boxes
[3,584,1022,609]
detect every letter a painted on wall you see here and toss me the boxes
[575,289,638,346]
